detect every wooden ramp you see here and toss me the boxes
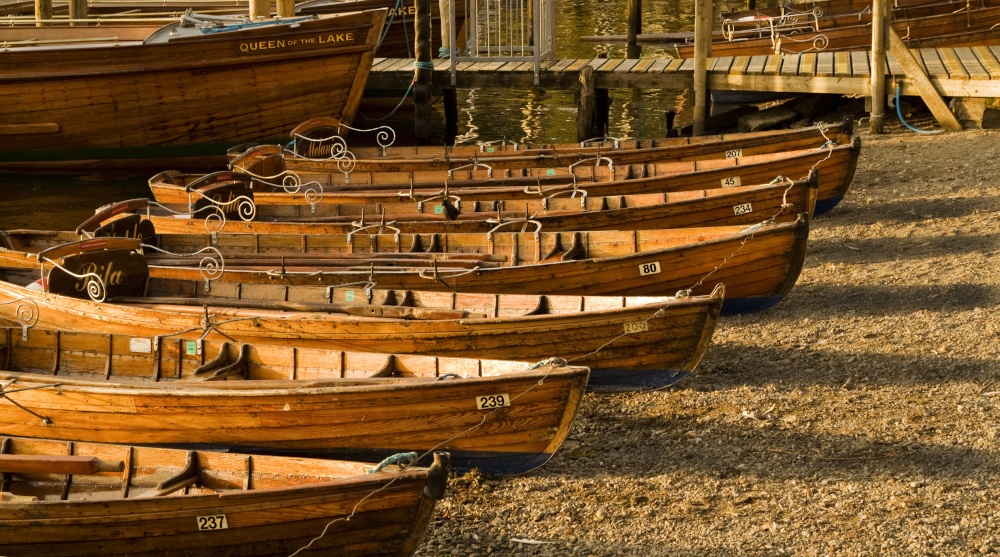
[366,46,1000,98]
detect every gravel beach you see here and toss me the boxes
[414,126,1000,556]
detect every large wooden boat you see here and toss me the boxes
[0,436,446,556]
[155,139,860,216]
[0,329,588,473]
[0,236,723,389]
[0,9,386,172]
[100,172,818,236]
[245,117,854,173]
[674,3,1000,57]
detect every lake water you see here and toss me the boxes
[0,0,733,229]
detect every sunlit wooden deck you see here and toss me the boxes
[365,46,1000,97]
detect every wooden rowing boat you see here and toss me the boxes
[238,117,853,174]
[0,235,723,390]
[154,139,860,216]
[674,3,1000,57]
[5,207,806,313]
[28,0,468,58]
[0,9,386,172]
[0,435,445,556]
[0,328,588,473]
[97,172,818,236]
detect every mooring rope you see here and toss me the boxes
[286,356,569,557]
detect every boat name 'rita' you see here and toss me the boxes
[239,33,355,53]
[74,262,124,291]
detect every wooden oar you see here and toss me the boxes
[0,454,125,475]
[110,296,488,320]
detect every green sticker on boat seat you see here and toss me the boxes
[546,168,555,176]
[186,341,197,355]
[346,290,354,302]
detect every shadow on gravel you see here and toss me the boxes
[693,341,998,388]
[728,282,997,318]
[552,404,1000,484]
[803,233,1000,265]
[821,194,1000,224]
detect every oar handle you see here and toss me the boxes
[0,454,125,475]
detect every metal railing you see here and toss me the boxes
[449,0,554,86]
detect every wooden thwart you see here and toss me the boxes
[0,454,125,475]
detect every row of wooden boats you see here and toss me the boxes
[677,0,1000,56]
[0,119,860,555]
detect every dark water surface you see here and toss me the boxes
[3,0,733,226]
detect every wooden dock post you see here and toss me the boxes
[68,0,87,24]
[415,0,433,143]
[626,0,642,59]
[250,0,269,19]
[692,0,712,135]
[577,65,596,141]
[34,0,51,26]
[277,0,294,17]
[869,0,889,133]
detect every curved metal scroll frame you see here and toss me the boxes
[186,194,256,234]
[37,258,108,303]
[287,133,357,183]
[141,244,225,293]
[226,162,326,212]
[0,296,39,341]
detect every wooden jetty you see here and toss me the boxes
[366,46,1000,100]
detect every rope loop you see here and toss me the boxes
[368,451,418,474]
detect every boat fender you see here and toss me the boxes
[26,277,47,292]
[423,452,451,500]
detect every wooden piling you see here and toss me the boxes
[444,88,458,145]
[415,0,433,143]
[250,0,269,19]
[277,0,294,17]
[577,65,596,141]
[439,0,452,58]
[626,0,642,59]
[869,0,889,133]
[68,0,87,24]
[692,0,712,135]
[34,0,51,26]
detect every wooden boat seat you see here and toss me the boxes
[186,343,248,381]
[1,491,38,503]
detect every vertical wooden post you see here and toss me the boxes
[415,0,433,143]
[68,0,87,24]
[626,0,641,59]
[443,88,458,145]
[276,0,295,17]
[692,0,712,135]
[577,66,596,142]
[439,0,452,58]
[35,0,52,26]
[869,0,889,133]
[250,0,270,20]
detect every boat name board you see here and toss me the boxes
[477,393,510,410]
[734,202,753,216]
[197,514,229,530]
[638,261,661,276]
[239,33,356,54]
[130,337,153,353]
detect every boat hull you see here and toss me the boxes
[0,11,386,171]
